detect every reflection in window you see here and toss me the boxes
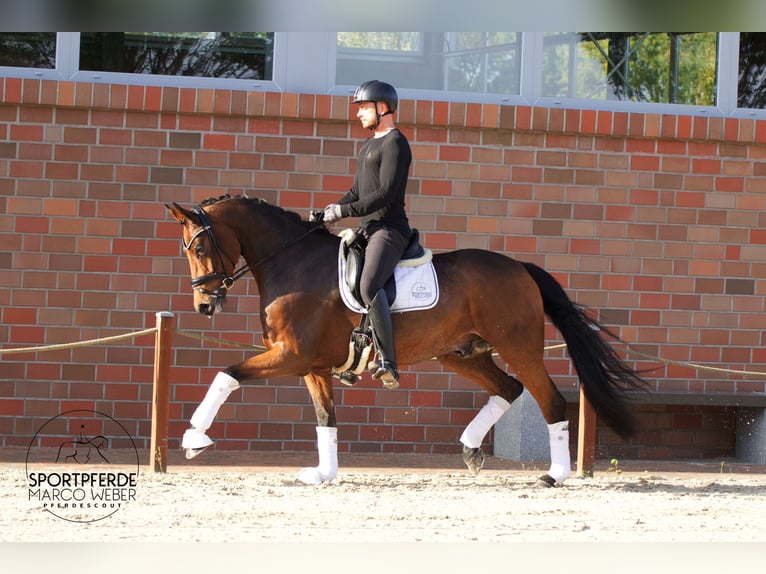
[338,32,421,54]
[738,33,766,109]
[443,33,520,94]
[543,33,717,105]
[79,33,274,80]
[336,32,521,96]
[0,33,56,69]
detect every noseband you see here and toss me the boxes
[183,207,250,298]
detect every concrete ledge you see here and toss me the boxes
[735,408,766,464]
[628,392,766,408]
[493,388,766,464]
[493,389,549,462]
[560,390,766,407]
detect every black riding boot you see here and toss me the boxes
[367,289,400,389]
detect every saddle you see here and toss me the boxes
[342,228,427,307]
[333,228,438,386]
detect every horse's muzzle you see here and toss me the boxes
[196,295,223,317]
[197,302,216,317]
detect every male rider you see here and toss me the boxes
[322,80,412,389]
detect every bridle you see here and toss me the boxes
[183,204,326,298]
[182,207,250,298]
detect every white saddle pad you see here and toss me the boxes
[337,229,439,314]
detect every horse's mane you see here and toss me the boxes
[199,194,333,236]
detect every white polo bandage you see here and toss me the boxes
[547,420,571,483]
[460,395,511,449]
[297,426,339,485]
[189,371,241,431]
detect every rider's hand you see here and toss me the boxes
[323,204,343,223]
[309,210,324,223]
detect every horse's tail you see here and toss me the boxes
[522,261,648,440]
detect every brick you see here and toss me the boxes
[61,127,96,146]
[631,155,660,171]
[10,124,44,141]
[1,82,765,459]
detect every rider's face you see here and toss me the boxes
[356,101,379,129]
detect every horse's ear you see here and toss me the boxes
[166,202,193,225]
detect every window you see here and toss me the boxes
[335,32,521,96]
[0,33,56,69]
[738,33,766,109]
[542,33,718,105]
[79,33,274,80]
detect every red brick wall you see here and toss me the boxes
[1,77,764,459]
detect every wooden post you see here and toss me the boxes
[150,311,174,473]
[576,385,597,477]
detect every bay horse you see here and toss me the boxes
[166,194,647,487]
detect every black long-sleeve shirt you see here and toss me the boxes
[337,129,412,237]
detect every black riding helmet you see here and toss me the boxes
[352,80,398,128]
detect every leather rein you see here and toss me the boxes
[183,205,324,298]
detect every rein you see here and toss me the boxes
[184,204,324,297]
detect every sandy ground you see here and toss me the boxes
[2,448,765,547]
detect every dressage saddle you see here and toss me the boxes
[343,228,425,307]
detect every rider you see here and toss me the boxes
[322,80,412,389]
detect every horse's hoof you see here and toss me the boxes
[462,446,485,476]
[181,428,213,456]
[297,467,333,485]
[534,474,559,488]
[185,446,209,460]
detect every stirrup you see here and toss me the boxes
[370,360,400,389]
[338,371,359,387]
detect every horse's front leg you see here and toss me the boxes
[181,346,310,460]
[181,370,241,458]
[296,372,338,485]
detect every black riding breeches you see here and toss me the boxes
[358,226,408,307]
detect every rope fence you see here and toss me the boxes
[4,323,766,379]
[2,312,765,474]
[0,328,158,355]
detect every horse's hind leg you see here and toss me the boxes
[508,356,571,487]
[297,372,339,485]
[437,350,524,475]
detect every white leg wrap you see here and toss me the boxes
[297,426,338,485]
[547,420,571,483]
[189,371,241,432]
[460,395,511,449]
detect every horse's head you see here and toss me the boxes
[166,201,243,317]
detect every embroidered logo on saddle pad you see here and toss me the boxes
[337,229,439,314]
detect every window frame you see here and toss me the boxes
[0,32,762,119]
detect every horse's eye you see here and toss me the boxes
[194,244,205,257]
